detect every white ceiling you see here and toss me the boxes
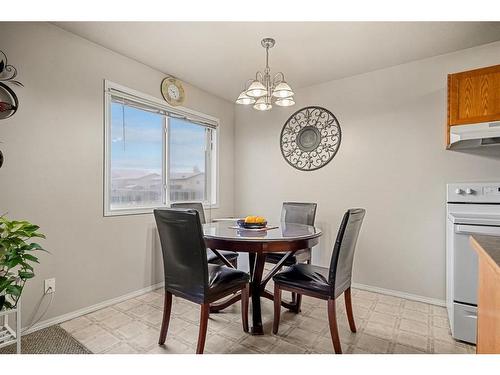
[54,22,500,102]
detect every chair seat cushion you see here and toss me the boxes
[207,264,249,297]
[207,250,238,265]
[273,264,331,297]
[265,249,311,266]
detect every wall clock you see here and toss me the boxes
[161,76,185,106]
[280,106,341,171]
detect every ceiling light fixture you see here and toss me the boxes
[236,38,295,111]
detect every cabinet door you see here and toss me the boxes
[448,64,500,127]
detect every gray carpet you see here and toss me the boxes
[0,325,91,354]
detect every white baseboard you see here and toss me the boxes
[23,281,165,335]
[352,282,446,307]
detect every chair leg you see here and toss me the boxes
[158,291,172,345]
[196,303,210,354]
[241,283,249,333]
[327,298,342,354]
[344,287,356,333]
[272,284,282,334]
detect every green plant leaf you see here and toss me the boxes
[23,254,39,263]
[18,271,35,279]
[6,284,22,297]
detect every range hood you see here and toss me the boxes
[449,121,500,149]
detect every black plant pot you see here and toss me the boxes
[0,295,5,311]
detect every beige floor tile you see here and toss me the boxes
[129,327,160,351]
[403,300,430,313]
[353,298,376,310]
[83,331,121,353]
[100,311,134,330]
[167,317,194,336]
[377,294,403,306]
[205,334,241,353]
[355,290,379,301]
[176,324,211,346]
[432,315,450,329]
[115,321,150,340]
[311,335,336,354]
[356,333,391,353]
[431,305,448,317]
[269,340,307,354]
[396,331,429,351]
[431,326,455,343]
[374,302,401,316]
[149,339,193,354]
[86,307,118,322]
[401,308,429,324]
[217,322,249,341]
[432,340,469,354]
[352,305,371,319]
[367,311,397,328]
[114,298,144,312]
[363,321,395,341]
[104,342,140,354]
[284,326,319,347]
[128,304,158,318]
[295,315,328,334]
[227,344,260,354]
[240,334,279,352]
[399,318,430,336]
[71,324,108,342]
[142,309,164,327]
[136,291,161,303]
[392,344,425,354]
[60,316,92,333]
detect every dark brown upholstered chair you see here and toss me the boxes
[154,208,250,354]
[272,208,365,354]
[265,202,317,312]
[171,202,239,267]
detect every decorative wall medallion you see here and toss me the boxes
[280,106,341,171]
[0,50,23,120]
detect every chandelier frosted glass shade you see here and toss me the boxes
[272,82,294,98]
[275,96,295,107]
[236,91,256,105]
[246,80,267,98]
[253,97,272,111]
[235,38,295,111]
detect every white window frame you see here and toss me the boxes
[103,80,219,217]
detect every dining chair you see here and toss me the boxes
[154,208,250,354]
[171,202,239,267]
[265,202,317,312]
[272,208,366,354]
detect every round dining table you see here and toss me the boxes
[203,221,322,335]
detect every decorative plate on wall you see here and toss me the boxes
[280,106,341,171]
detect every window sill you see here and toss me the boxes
[104,203,220,217]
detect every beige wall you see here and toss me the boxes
[0,22,235,324]
[235,41,500,302]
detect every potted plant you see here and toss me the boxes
[0,216,47,311]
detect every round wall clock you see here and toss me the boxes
[280,106,341,171]
[161,76,185,106]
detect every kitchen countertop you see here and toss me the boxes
[470,235,500,270]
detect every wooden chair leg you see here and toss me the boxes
[327,299,342,354]
[273,284,282,334]
[241,284,249,332]
[158,291,172,345]
[344,287,356,333]
[196,303,210,354]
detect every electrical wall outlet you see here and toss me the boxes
[44,278,55,294]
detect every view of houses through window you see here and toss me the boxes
[108,98,215,213]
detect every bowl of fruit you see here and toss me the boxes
[237,216,267,229]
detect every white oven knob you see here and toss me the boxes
[465,188,474,195]
[455,188,463,194]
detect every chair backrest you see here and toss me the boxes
[328,208,366,298]
[171,202,206,224]
[281,202,317,226]
[153,208,209,303]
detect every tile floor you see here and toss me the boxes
[60,285,475,354]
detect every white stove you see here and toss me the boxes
[446,182,500,344]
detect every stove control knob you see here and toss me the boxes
[455,188,463,194]
[465,188,474,195]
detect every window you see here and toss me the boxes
[104,81,218,216]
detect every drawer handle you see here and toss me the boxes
[464,314,477,319]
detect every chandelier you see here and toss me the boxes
[236,38,295,111]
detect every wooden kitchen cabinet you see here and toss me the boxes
[447,64,500,146]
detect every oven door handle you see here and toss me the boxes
[455,224,500,236]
